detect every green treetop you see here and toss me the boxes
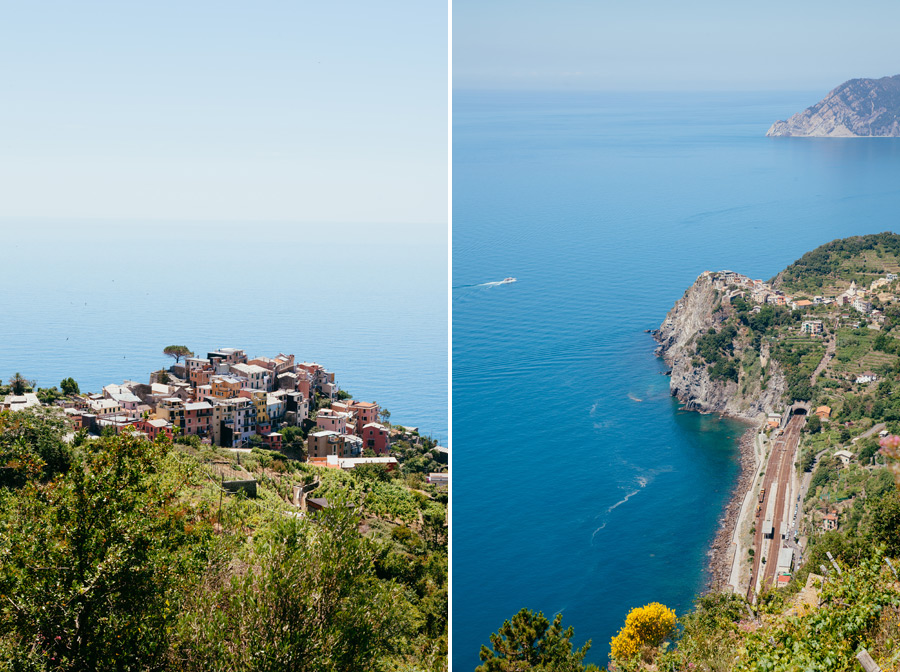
[163,345,194,364]
[477,608,599,671]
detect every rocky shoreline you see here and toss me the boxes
[704,425,757,592]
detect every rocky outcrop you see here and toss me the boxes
[767,75,900,137]
[654,274,785,421]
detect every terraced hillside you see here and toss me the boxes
[773,232,900,296]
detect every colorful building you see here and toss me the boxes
[135,417,173,441]
[230,363,271,392]
[332,399,380,436]
[362,422,391,455]
[183,401,213,437]
[210,397,254,448]
[308,430,343,459]
[315,409,350,434]
[210,375,243,399]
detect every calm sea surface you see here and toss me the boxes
[0,221,447,440]
[452,90,900,669]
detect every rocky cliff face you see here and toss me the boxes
[654,274,785,421]
[767,75,900,137]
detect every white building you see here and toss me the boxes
[834,450,854,466]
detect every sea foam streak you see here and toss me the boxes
[591,475,654,540]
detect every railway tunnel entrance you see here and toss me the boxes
[789,401,811,417]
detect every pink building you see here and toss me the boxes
[297,377,311,399]
[350,401,378,432]
[332,400,380,436]
[316,409,350,434]
[362,422,391,455]
[189,366,212,388]
[262,432,282,450]
[184,401,213,437]
[135,418,173,441]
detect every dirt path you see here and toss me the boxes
[855,422,887,442]
[810,334,836,386]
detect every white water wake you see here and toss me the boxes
[452,279,517,289]
[592,481,649,541]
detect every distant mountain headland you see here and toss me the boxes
[767,74,900,137]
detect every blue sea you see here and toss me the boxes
[452,90,900,669]
[0,220,447,441]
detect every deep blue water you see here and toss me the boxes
[452,90,900,669]
[0,220,447,441]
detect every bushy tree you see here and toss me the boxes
[60,377,79,396]
[866,490,900,557]
[609,602,677,661]
[477,608,599,671]
[422,501,447,548]
[857,438,880,464]
[804,415,822,434]
[0,429,213,668]
[172,500,409,671]
[7,372,34,395]
[38,386,65,404]
[0,407,72,486]
[163,345,193,363]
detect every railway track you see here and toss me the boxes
[747,414,804,600]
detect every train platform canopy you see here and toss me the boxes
[776,547,794,574]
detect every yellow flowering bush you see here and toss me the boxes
[610,602,677,660]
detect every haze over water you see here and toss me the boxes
[452,90,900,669]
[1,221,447,441]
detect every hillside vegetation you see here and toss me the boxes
[0,409,447,671]
[774,232,900,295]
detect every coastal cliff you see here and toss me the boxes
[654,273,785,420]
[767,74,900,137]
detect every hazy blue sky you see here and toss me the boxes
[454,0,900,92]
[0,1,447,226]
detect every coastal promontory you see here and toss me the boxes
[654,272,785,420]
[766,74,900,137]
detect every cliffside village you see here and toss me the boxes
[0,348,445,479]
[706,270,899,387]
[704,269,898,320]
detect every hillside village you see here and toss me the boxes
[704,267,900,389]
[0,348,449,669]
[0,347,448,482]
[706,268,896,321]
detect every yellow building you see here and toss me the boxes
[210,375,243,399]
[249,390,270,425]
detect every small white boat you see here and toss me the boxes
[499,277,517,284]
